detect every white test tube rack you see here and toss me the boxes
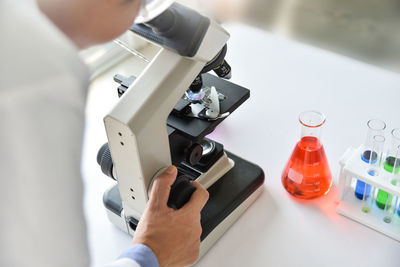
[337,146,400,242]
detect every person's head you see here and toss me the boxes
[37,0,142,48]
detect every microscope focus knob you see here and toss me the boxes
[186,143,203,166]
[97,143,116,180]
[167,175,196,210]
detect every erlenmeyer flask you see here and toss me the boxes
[282,111,332,199]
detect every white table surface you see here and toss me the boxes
[82,23,400,267]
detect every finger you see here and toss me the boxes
[180,181,209,212]
[148,166,177,208]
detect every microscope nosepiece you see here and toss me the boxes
[201,45,232,80]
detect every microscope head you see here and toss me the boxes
[132,2,229,60]
[134,0,175,24]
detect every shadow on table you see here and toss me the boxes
[285,183,340,221]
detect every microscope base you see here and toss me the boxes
[198,184,263,260]
[103,151,265,261]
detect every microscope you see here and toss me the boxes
[96,2,264,260]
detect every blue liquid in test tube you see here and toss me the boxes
[354,151,377,200]
[355,181,371,200]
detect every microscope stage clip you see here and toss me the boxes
[185,86,230,121]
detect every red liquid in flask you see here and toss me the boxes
[282,136,332,199]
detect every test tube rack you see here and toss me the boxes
[337,146,400,242]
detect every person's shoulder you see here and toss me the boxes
[0,0,89,95]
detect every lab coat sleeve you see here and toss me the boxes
[106,258,141,267]
[106,244,159,267]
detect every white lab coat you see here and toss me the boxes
[0,1,138,266]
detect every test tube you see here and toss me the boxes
[396,169,400,217]
[376,129,400,211]
[355,119,386,200]
[360,135,385,213]
[397,172,400,217]
[395,150,400,217]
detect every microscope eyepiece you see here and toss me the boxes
[146,8,178,37]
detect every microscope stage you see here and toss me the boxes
[167,73,250,139]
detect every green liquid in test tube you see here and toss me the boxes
[376,129,400,210]
[384,157,400,174]
[376,181,395,209]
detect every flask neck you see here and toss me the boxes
[298,111,325,141]
[301,125,322,140]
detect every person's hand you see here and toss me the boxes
[132,166,209,267]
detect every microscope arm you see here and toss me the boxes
[104,3,229,224]
[104,49,204,218]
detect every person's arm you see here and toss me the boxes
[106,166,209,267]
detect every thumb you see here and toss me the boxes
[148,166,177,209]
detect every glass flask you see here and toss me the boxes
[282,111,332,199]
[355,119,386,200]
